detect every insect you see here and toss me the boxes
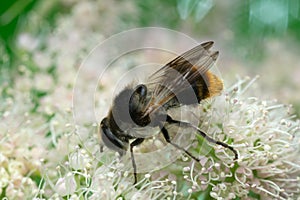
[100,41,238,184]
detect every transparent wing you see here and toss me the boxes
[143,41,219,116]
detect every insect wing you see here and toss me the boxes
[144,41,219,115]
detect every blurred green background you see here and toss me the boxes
[1,0,300,115]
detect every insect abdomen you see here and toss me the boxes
[165,71,223,108]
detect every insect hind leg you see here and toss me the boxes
[165,115,238,160]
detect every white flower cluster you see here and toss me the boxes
[1,0,298,199]
[0,96,47,199]
[30,77,299,200]
[1,1,135,198]
[38,144,178,199]
[177,76,300,199]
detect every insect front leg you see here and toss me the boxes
[130,138,145,184]
[166,115,238,160]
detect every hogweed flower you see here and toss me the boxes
[9,0,300,198]
[42,150,178,199]
[38,76,300,199]
[177,76,300,199]
[0,95,48,199]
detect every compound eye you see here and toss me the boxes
[135,84,147,98]
[100,118,125,153]
[129,84,147,114]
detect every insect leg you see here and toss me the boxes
[159,123,200,162]
[166,115,238,160]
[130,138,145,184]
[99,144,104,153]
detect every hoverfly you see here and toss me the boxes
[100,41,238,184]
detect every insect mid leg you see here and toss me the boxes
[159,124,200,162]
[166,115,238,160]
[130,138,145,184]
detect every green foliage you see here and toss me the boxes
[0,0,65,83]
[30,88,48,112]
[231,0,300,62]
[133,0,181,28]
[0,0,38,68]
[0,1,35,45]
[248,190,261,199]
